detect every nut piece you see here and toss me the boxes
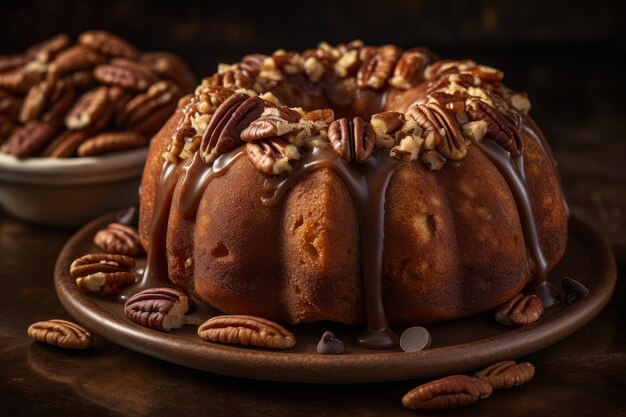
[357,44,401,89]
[0,121,56,158]
[466,97,524,155]
[26,34,72,63]
[197,315,296,349]
[77,131,147,157]
[141,51,197,92]
[495,293,544,326]
[389,48,430,89]
[65,86,110,131]
[328,116,376,163]
[371,111,405,135]
[70,253,135,295]
[561,277,589,305]
[473,361,535,390]
[48,45,107,79]
[402,375,493,410]
[124,287,189,331]
[246,137,300,175]
[41,130,89,157]
[93,223,144,256]
[78,30,139,59]
[199,93,264,163]
[94,58,158,92]
[317,331,345,355]
[302,108,334,124]
[407,102,467,160]
[28,319,93,349]
[240,108,299,142]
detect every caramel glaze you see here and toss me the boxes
[263,147,404,349]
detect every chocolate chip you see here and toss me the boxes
[400,326,432,352]
[316,331,344,355]
[562,277,589,305]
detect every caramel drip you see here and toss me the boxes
[263,147,403,349]
[119,149,243,302]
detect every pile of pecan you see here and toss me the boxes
[0,31,195,158]
[162,41,532,175]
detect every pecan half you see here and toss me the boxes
[407,102,467,160]
[561,277,589,305]
[94,58,158,92]
[402,375,492,410]
[94,223,144,256]
[0,54,32,72]
[328,116,376,163]
[240,107,300,141]
[0,90,22,121]
[69,253,135,295]
[473,361,535,390]
[27,319,93,349]
[48,45,107,79]
[199,93,264,163]
[246,137,300,175]
[78,30,139,59]
[0,65,43,94]
[26,34,71,63]
[20,79,76,128]
[0,115,14,143]
[357,44,401,89]
[141,52,196,92]
[469,65,504,83]
[18,80,54,123]
[302,108,334,124]
[495,293,544,326]
[0,122,56,158]
[197,315,296,349]
[65,86,110,131]
[389,48,431,89]
[424,59,477,81]
[65,69,97,90]
[124,287,189,331]
[77,131,147,157]
[41,130,88,158]
[466,97,524,155]
[117,80,181,136]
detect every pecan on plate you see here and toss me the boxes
[495,293,544,326]
[357,44,402,89]
[28,319,93,349]
[20,79,75,128]
[328,116,376,163]
[197,315,296,349]
[424,59,477,81]
[94,58,158,92]
[41,130,89,158]
[0,121,56,158]
[302,108,334,125]
[77,131,147,157]
[69,253,135,295]
[199,93,264,164]
[466,97,524,155]
[402,375,492,411]
[0,65,43,94]
[94,222,144,256]
[64,86,111,131]
[246,137,300,175]
[473,361,535,390]
[78,30,139,59]
[48,45,108,79]
[124,287,189,331]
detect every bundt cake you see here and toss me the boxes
[131,41,568,349]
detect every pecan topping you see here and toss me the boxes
[303,56,325,82]
[197,315,296,349]
[94,223,144,256]
[302,108,334,124]
[334,49,360,78]
[78,30,139,59]
[403,375,492,410]
[561,277,589,305]
[77,131,147,157]
[424,59,477,81]
[495,293,544,326]
[357,45,401,89]
[466,97,524,155]
[240,106,301,141]
[238,54,265,77]
[0,122,56,158]
[94,58,158,92]
[65,86,110,131]
[328,116,376,163]
[28,319,93,349]
[69,253,135,295]
[389,48,431,89]
[199,93,264,163]
[407,102,467,160]
[124,288,189,331]
[48,45,107,79]
[473,361,535,390]
[246,137,300,175]
[469,65,504,83]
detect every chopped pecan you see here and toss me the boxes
[94,58,158,92]
[402,375,492,410]
[197,315,296,349]
[407,102,467,160]
[65,86,110,131]
[473,361,535,390]
[424,59,477,81]
[420,149,446,170]
[124,287,189,331]
[141,51,196,92]
[26,33,71,63]
[27,319,93,349]
[199,93,264,163]
[69,253,135,295]
[561,277,589,305]
[302,108,334,124]
[469,65,504,83]
[0,121,56,158]
[94,222,144,256]
[303,56,325,82]
[328,116,376,163]
[334,49,360,78]
[246,137,300,175]
[389,48,431,89]
[78,30,139,59]
[495,293,544,326]
[357,44,401,89]
[48,45,107,79]
[371,111,405,135]
[466,97,524,155]
[77,131,147,156]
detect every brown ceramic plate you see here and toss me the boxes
[54,214,616,383]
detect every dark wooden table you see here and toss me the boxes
[1,49,625,417]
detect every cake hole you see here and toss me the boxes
[294,216,304,230]
[211,242,229,258]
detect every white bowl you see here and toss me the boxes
[0,148,147,227]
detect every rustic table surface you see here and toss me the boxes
[1,47,625,416]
